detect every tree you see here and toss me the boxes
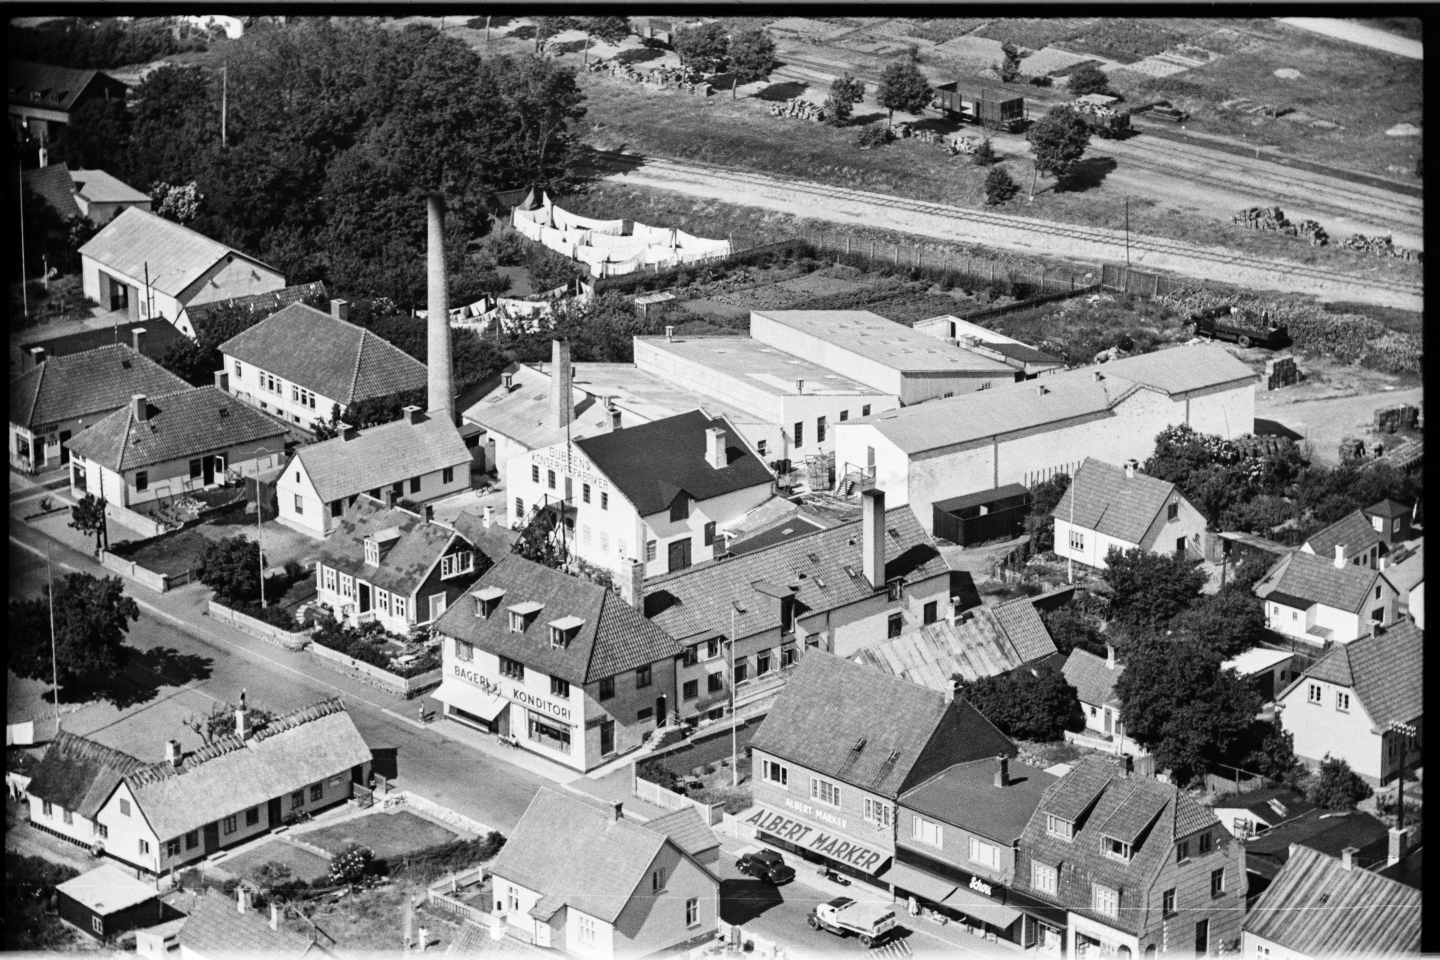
[972,137,996,166]
[728,28,776,83]
[533,17,577,53]
[1027,105,1091,195]
[1102,547,1206,632]
[673,22,730,73]
[157,337,221,387]
[182,700,277,744]
[876,52,932,126]
[5,852,81,951]
[68,494,108,555]
[125,64,219,190]
[8,573,138,689]
[997,42,1022,83]
[1237,720,1304,788]
[196,535,262,607]
[984,167,1020,206]
[824,73,866,127]
[1307,755,1374,810]
[1040,604,1107,658]
[62,97,132,169]
[151,181,204,225]
[957,664,1084,741]
[1026,473,1071,552]
[329,844,375,889]
[311,403,343,439]
[1067,62,1113,98]
[579,17,630,44]
[512,506,567,568]
[1171,584,1267,659]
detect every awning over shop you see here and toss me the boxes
[884,862,956,904]
[434,680,508,721]
[743,804,890,875]
[941,885,1023,929]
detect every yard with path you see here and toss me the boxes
[299,810,467,862]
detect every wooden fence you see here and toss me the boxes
[634,770,725,826]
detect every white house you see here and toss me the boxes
[833,343,1258,535]
[505,409,775,579]
[78,208,285,327]
[22,163,151,227]
[488,788,719,958]
[1298,510,1383,569]
[1052,457,1209,569]
[1254,550,1399,646]
[1061,646,1144,757]
[1275,621,1422,785]
[218,300,427,431]
[276,409,471,539]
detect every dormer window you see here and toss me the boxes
[1103,836,1133,862]
[441,550,475,580]
[507,601,543,633]
[364,539,379,566]
[1045,814,1074,841]
[472,586,505,618]
[548,615,584,649]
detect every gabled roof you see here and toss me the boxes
[1097,342,1258,397]
[1365,498,1411,520]
[488,789,714,924]
[318,498,478,598]
[219,303,427,406]
[290,415,470,504]
[22,162,81,219]
[645,506,948,642]
[78,207,276,299]
[9,59,124,112]
[20,318,187,367]
[9,343,189,431]
[645,807,720,858]
[433,554,682,684]
[852,600,1056,691]
[124,698,371,840]
[1384,541,1424,593]
[1279,622,1422,730]
[178,889,322,958]
[1243,844,1421,956]
[1051,458,1186,545]
[461,363,615,452]
[1062,648,1123,708]
[900,757,1057,843]
[182,282,328,343]
[70,168,149,204]
[574,410,772,517]
[1254,550,1387,614]
[1213,786,1316,824]
[1303,510,1382,560]
[750,652,1016,799]
[65,385,288,472]
[1242,808,1391,880]
[26,730,146,819]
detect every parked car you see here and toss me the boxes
[736,849,796,885]
[808,897,899,947]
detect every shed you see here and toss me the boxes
[932,484,1030,546]
[55,864,166,941]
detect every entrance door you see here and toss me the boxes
[1194,919,1209,955]
[600,719,615,755]
[429,593,448,622]
[654,695,667,725]
[58,430,71,465]
[203,457,216,485]
[667,538,692,572]
[202,822,220,853]
[268,797,283,824]
[107,275,129,312]
[358,582,371,613]
[1176,536,1187,558]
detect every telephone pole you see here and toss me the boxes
[221,63,228,148]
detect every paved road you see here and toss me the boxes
[1275,17,1423,60]
[7,525,555,835]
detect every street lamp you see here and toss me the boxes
[1389,720,1417,831]
[729,601,747,788]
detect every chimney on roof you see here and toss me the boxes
[862,488,885,591]
[1388,827,1411,866]
[618,557,645,609]
[214,370,229,392]
[1123,460,1136,480]
[1106,643,1116,670]
[548,339,573,431]
[706,426,728,470]
[236,887,252,914]
[1340,846,1357,871]
[994,755,1010,789]
[482,504,494,528]
[1037,385,1049,397]
[1334,544,1346,569]
[402,405,424,425]
[131,326,146,353]
[132,395,148,422]
[29,346,46,366]
[269,902,281,932]
[164,738,182,768]
[425,194,456,426]
[386,489,400,507]
[235,690,250,741]
[330,298,349,321]
[502,371,515,391]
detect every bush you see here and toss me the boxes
[1067,62,1113,97]
[329,845,376,888]
[1307,755,1374,810]
[984,167,1020,205]
[856,123,895,149]
[381,833,508,881]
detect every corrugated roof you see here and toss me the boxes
[644,807,720,857]
[1052,458,1183,545]
[291,415,471,504]
[644,506,949,642]
[432,554,682,684]
[183,282,328,343]
[852,602,1055,691]
[899,757,1056,843]
[219,303,426,405]
[752,310,1014,376]
[1243,845,1420,956]
[25,731,146,819]
[1255,551,1384,614]
[1303,510,1382,561]
[9,343,189,431]
[1062,648,1122,708]
[65,385,288,472]
[318,498,479,599]
[78,207,275,299]
[22,162,81,219]
[574,410,772,517]
[750,652,1015,799]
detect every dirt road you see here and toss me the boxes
[1256,385,1423,466]
[599,153,1424,310]
[1275,18,1423,60]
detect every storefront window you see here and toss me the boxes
[528,714,571,752]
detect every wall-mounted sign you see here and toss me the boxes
[531,445,611,493]
[452,664,500,695]
[745,805,888,874]
[782,795,847,830]
[451,664,572,723]
[969,875,994,898]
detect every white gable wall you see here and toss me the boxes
[1278,675,1383,781]
[180,255,285,307]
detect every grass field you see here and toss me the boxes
[301,811,462,862]
[112,529,212,579]
[221,838,333,883]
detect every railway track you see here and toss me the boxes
[590,150,1424,310]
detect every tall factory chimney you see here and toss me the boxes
[549,339,573,430]
[426,194,455,425]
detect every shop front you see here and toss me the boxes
[436,666,510,733]
[890,847,1065,953]
[742,803,891,880]
[435,663,584,767]
[1069,913,1139,960]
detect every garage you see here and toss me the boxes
[932,485,1031,546]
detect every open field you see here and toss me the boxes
[300,811,464,862]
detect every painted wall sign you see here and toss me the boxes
[969,875,994,898]
[531,445,611,493]
[452,664,500,695]
[745,806,887,874]
[782,796,847,830]
[451,664,572,723]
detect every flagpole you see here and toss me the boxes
[48,550,60,732]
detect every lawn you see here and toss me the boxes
[110,529,212,579]
[220,838,333,884]
[301,811,463,862]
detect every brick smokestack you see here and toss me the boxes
[426,194,455,425]
[549,339,572,430]
[862,488,885,590]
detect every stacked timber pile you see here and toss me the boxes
[1232,207,1328,246]
[1341,233,1421,261]
[944,134,982,155]
[1262,355,1299,390]
[588,59,710,94]
[1373,404,1420,434]
[769,97,825,121]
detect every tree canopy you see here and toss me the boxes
[196,535,262,607]
[68,494,108,555]
[1026,473,1070,552]
[876,53,932,123]
[673,22,729,73]
[1102,546,1206,633]
[728,28,777,83]
[1027,106,1091,186]
[579,17,630,44]
[1067,62,1113,97]
[8,573,139,689]
[1169,583,1267,659]
[824,74,866,127]
[957,664,1084,741]
[1307,755,1374,810]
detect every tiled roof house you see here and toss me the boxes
[9,59,127,142]
[177,280,328,342]
[1301,510,1384,569]
[1255,549,1400,646]
[176,888,335,959]
[1052,458,1208,570]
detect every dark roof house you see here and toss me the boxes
[900,756,1058,845]
[219,303,427,407]
[26,731,147,820]
[1302,510,1383,563]
[9,343,190,433]
[574,410,772,516]
[1241,808,1391,881]
[750,651,1016,800]
[434,554,682,685]
[177,888,333,958]
[8,59,127,116]
[19,319,187,371]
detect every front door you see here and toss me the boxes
[600,719,615,756]
[428,593,448,623]
[58,430,71,465]
[202,822,219,853]
[655,695,667,725]
[203,456,216,485]
[1194,919,1208,955]
[667,538,692,572]
[1176,536,1187,558]
[358,582,371,613]
[268,797,283,824]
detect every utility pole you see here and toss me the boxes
[221,63,228,149]
[18,167,29,322]
[47,549,60,733]
[729,602,746,787]
[256,457,267,607]
[1124,195,1131,268]
[1067,474,1075,585]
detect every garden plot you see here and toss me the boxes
[766,17,855,42]
[300,810,467,862]
[219,837,333,884]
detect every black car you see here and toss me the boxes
[736,849,796,885]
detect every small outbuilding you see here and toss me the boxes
[55,864,167,941]
[932,484,1030,546]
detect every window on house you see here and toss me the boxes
[683,679,698,699]
[652,867,666,891]
[862,404,871,416]
[598,677,614,701]
[291,790,305,808]
[923,601,939,624]
[1308,683,1322,704]
[531,465,540,484]
[839,410,849,422]
[704,521,716,547]
[762,760,788,785]
[407,476,421,494]
[810,776,841,807]
[1168,502,1179,521]
[706,638,720,660]
[679,645,698,668]
[96,823,108,839]
[441,552,475,579]
[577,915,597,943]
[911,817,942,847]
[223,814,238,833]
[670,496,689,522]
[514,497,524,520]
[119,799,131,817]
[1069,529,1084,551]
[1163,888,1176,917]
[793,421,804,447]
[865,798,893,828]
[246,807,259,826]
[394,597,407,619]
[293,493,304,514]
[1045,814,1073,841]
[135,471,148,491]
[1104,836,1133,862]
[757,651,771,676]
[41,800,53,817]
[547,469,556,490]
[1176,840,1191,863]
[708,673,724,693]
[886,578,904,601]
[816,416,827,444]
[310,783,323,802]
[137,837,151,856]
[1198,831,1212,854]
[781,645,797,667]
[887,612,903,638]
[455,639,473,662]
[969,836,1001,870]
[364,540,380,566]
[1092,883,1119,918]
[1017,860,1053,898]
[234,361,242,377]
[500,656,524,680]
[757,439,767,458]
[638,707,654,723]
[636,664,652,688]
[330,500,344,518]
[686,897,699,926]
[645,540,657,562]
[189,458,203,479]
[1211,868,1225,898]
[551,677,570,698]
[63,809,73,825]
[600,492,609,510]
[1336,691,1350,712]
[734,658,749,684]
[185,831,198,849]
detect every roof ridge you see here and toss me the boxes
[348,327,368,405]
[47,730,147,770]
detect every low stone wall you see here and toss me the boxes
[207,599,312,651]
[307,643,442,699]
[100,549,176,592]
[110,503,171,539]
